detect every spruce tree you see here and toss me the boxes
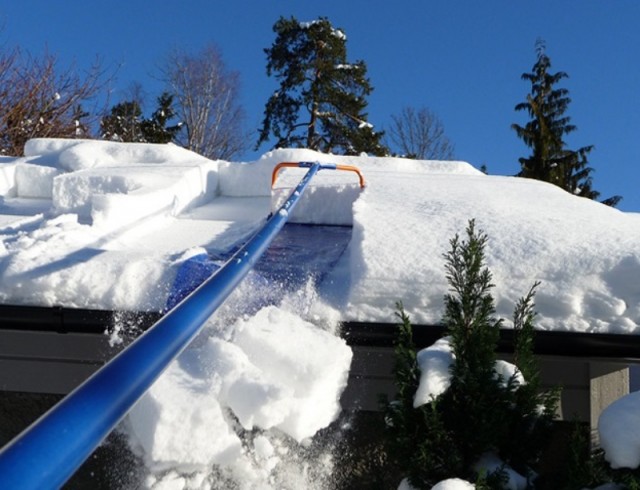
[102,94,181,145]
[257,16,387,156]
[512,40,621,207]
[384,221,558,488]
[140,92,181,144]
[100,100,145,143]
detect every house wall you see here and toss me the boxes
[0,329,631,441]
[341,345,630,439]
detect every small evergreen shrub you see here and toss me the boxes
[383,220,559,488]
[561,420,640,489]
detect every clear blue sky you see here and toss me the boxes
[2,1,639,211]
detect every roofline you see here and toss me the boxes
[342,322,640,361]
[1,305,638,361]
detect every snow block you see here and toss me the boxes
[53,164,219,227]
[127,359,243,472]
[271,183,361,226]
[15,163,62,198]
[233,306,353,441]
[0,161,17,196]
[25,138,212,171]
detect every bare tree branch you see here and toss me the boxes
[0,48,108,155]
[159,44,248,160]
[386,106,455,160]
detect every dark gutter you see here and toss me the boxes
[341,322,640,361]
[1,305,639,361]
[0,305,161,334]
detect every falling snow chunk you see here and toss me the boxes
[233,306,353,441]
[124,306,352,484]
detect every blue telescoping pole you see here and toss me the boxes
[0,162,327,490]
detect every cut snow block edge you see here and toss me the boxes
[271,183,361,226]
[51,163,219,228]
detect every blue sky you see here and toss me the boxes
[1,1,639,211]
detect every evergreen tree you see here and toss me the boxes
[100,100,145,142]
[257,16,387,156]
[101,93,181,144]
[140,92,181,144]
[512,40,621,207]
[384,221,558,488]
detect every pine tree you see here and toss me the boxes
[384,221,558,488]
[257,16,387,156]
[100,100,145,142]
[512,40,621,207]
[101,94,182,145]
[140,92,181,144]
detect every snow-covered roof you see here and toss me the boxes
[3,139,640,487]
[1,139,638,335]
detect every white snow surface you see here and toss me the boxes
[1,139,640,486]
[2,140,638,335]
[127,305,351,481]
[340,163,640,333]
[414,337,455,406]
[599,391,640,469]
[432,479,475,490]
[398,477,475,489]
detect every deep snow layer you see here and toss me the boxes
[1,139,639,332]
[341,167,640,333]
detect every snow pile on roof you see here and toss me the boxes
[0,139,249,310]
[21,139,219,228]
[324,158,640,334]
[1,139,639,329]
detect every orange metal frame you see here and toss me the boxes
[271,162,366,189]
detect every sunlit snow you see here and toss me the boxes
[1,138,639,487]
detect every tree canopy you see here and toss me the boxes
[386,106,455,160]
[100,92,181,144]
[512,41,621,207]
[160,45,247,160]
[0,49,102,155]
[257,16,387,156]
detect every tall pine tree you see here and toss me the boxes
[257,16,387,156]
[512,40,621,207]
